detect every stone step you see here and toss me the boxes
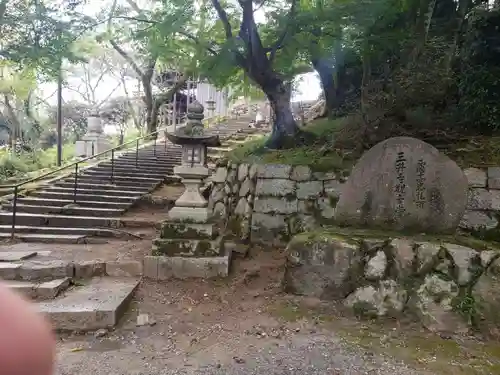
[6,278,71,300]
[75,176,159,188]
[99,162,177,170]
[97,163,175,173]
[0,212,122,227]
[115,158,181,164]
[83,169,167,179]
[42,186,143,197]
[54,181,147,193]
[15,197,132,209]
[0,225,138,238]
[0,233,90,244]
[79,173,160,183]
[29,191,137,203]
[2,203,125,217]
[37,277,140,331]
[117,153,182,159]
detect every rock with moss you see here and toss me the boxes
[282,227,500,333]
[283,233,360,298]
[345,280,407,318]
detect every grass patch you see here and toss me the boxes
[225,118,357,172]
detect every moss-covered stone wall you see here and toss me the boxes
[208,163,345,245]
[461,167,500,238]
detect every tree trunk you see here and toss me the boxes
[312,58,337,118]
[261,79,300,149]
[119,131,124,145]
[143,77,155,134]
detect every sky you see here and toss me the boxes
[39,0,322,107]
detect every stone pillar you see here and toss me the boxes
[75,115,112,157]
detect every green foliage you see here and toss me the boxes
[457,7,500,135]
[0,142,76,181]
[2,0,94,78]
[225,117,356,172]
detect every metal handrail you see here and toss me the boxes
[7,127,170,238]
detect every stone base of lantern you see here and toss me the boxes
[148,219,232,279]
[167,206,211,223]
[75,135,112,158]
[149,208,233,279]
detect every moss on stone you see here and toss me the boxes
[291,226,500,252]
[160,222,216,240]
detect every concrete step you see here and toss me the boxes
[0,233,91,244]
[94,166,174,175]
[97,163,175,173]
[3,203,125,217]
[83,169,167,179]
[79,173,160,183]
[54,181,147,193]
[99,162,177,170]
[6,278,71,300]
[15,197,132,209]
[0,225,138,238]
[29,191,138,203]
[42,186,143,197]
[0,212,123,227]
[75,176,159,188]
[38,277,139,331]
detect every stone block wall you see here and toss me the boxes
[208,163,346,245]
[461,167,500,234]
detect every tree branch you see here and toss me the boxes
[177,30,218,55]
[109,39,145,79]
[269,0,297,62]
[125,0,142,13]
[211,0,233,39]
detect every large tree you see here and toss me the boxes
[205,0,305,149]
[103,0,194,134]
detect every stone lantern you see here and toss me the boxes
[165,100,220,222]
[75,114,112,157]
[205,98,216,124]
[148,100,229,279]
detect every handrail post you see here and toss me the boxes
[164,133,167,151]
[73,163,78,203]
[153,134,157,157]
[11,186,18,239]
[135,139,139,168]
[111,149,115,184]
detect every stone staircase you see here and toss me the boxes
[0,114,267,332]
[0,142,182,243]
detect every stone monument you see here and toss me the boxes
[146,101,231,279]
[75,115,112,157]
[334,136,468,233]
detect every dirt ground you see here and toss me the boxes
[55,248,500,375]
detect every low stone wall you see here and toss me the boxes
[209,163,500,244]
[208,163,347,245]
[283,228,500,333]
[461,167,500,234]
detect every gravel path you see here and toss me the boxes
[56,330,427,375]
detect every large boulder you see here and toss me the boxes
[334,137,468,233]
